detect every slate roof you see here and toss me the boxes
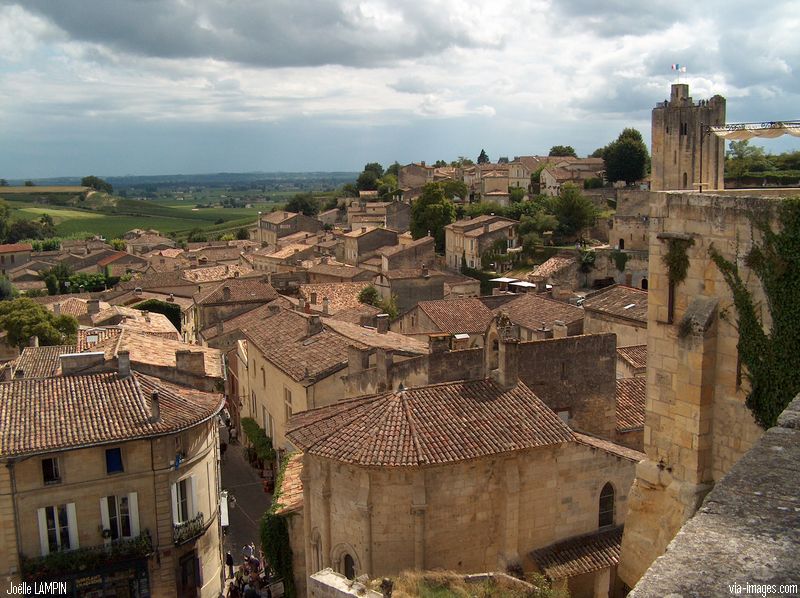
[616,378,646,432]
[617,345,647,370]
[417,298,494,334]
[0,371,223,457]
[287,379,574,467]
[195,278,278,305]
[13,345,77,378]
[495,293,584,330]
[582,285,648,323]
[530,526,623,580]
[274,452,304,515]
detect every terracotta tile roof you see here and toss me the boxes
[123,291,194,311]
[94,329,223,378]
[530,526,623,580]
[324,319,429,355]
[617,345,647,370]
[261,211,298,224]
[495,293,584,330]
[573,432,645,462]
[380,236,433,256]
[183,264,254,283]
[582,285,648,323]
[195,278,278,305]
[0,243,32,253]
[307,263,369,279]
[116,270,197,291]
[299,282,370,314]
[77,328,122,351]
[287,380,574,467]
[417,298,494,334]
[344,226,379,238]
[257,244,314,260]
[13,345,76,378]
[274,452,304,515]
[463,220,516,238]
[46,297,111,318]
[529,256,576,279]
[244,310,360,382]
[144,248,184,259]
[91,306,179,339]
[616,378,646,432]
[0,371,223,457]
[200,302,279,340]
[96,251,134,267]
[328,304,382,325]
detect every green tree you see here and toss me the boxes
[0,298,78,348]
[433,160,447,167]
[356,170,379,191]
[549,145,577,157]
[550,183,597,238]
[377,295,399,319]
[0,277,16,301]
[285,192,319,216]
[236,227,249,240]
[386,161,401,178]
[603,128,649,184]
[0,179,8,186]
[450,157,474,167]
[133,299,182,331]
[725,140,772,179]
[509,187,526,203]
[442,180,468,201]
[477,149,490,164]
[81,175,113,194]
[589,147,605,158]
[6,220,45,243]
[24,181,34,187]
[358,285,380,306]
[410,183,456,251]
[110,238,126,250]
[187,228,208,242]
[39,213,56,237]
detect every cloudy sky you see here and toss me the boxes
[1,0,798,178]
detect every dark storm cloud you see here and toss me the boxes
[10,0,499,68]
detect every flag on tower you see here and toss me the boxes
[671,64,687,72]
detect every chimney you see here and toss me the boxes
[29,336,39,348]
[234,270,240,278]
[53,303,61,316]
[552,320,568,339]
[376,313,389,334]
[347,345,370,375]
[376,349,393,388]
[118,349,131,378]
[149,390,161,423]
[299,297,306,311]
[494,338,519,390]
[307,315,323,336]
[322,296,330,315]
[428,333,449,354]
[168,293,174,302]
[361,226,367,233]
[421,264,429,278]
[268,304,281,315]
[222,286,231,301]
[176,350,206,377]
[310,292,318,305]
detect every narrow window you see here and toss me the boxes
[641,278,649,290]
[44,505,71,552]
[667,281,675,324]
[284,387,293,422]
[599,483,615,527]
[106,448,124,474]
[176,479,190,523]
[561,362,567,380]
[683,172,688,188]
[42,458,61,485]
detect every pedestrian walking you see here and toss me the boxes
[230,426,238,444]
[226,551,234,579]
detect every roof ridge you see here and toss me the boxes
[288,393,387,444]
[401,392,427,465]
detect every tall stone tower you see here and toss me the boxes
[651,84,726,191]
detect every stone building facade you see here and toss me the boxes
[618,191,782,587]
[650,84,726,192]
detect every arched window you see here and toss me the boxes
[599,483,615,528]
[641,278,649,290]
[343,554,356,580]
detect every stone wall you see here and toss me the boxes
[516,334,617,439]
[584,311,647,347]
[300,440,638,581]
[619,190,783,588]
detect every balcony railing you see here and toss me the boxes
[21,531,153,581]
[173,512,205,546]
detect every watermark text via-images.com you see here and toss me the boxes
[728,582,799,597]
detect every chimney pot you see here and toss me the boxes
[29,336,39,348]
[322,296,330,315]
[118,349,131,377]
[308,315,323,336]
[299,297,306,311]
[222,286,231,301]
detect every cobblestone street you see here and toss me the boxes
[219,425,272,575]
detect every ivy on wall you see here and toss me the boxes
[241,417,276,463]
[709,197,800,428]
[260,453,296,597]
[610,249,629,272]
[663,237,695,285]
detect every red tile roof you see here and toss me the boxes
[582,285,648,323]
[616,378,646,432]
[0,243,32,254]
[530,526,623,580]
[13,345,76,378]
[417,298,494,334]
[494,293,584,330]
[617,345,647,370]
[0,371,223,457]
[195,278,278,305]
[287,380,574,467]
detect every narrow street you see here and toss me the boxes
[219,425,272,573]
